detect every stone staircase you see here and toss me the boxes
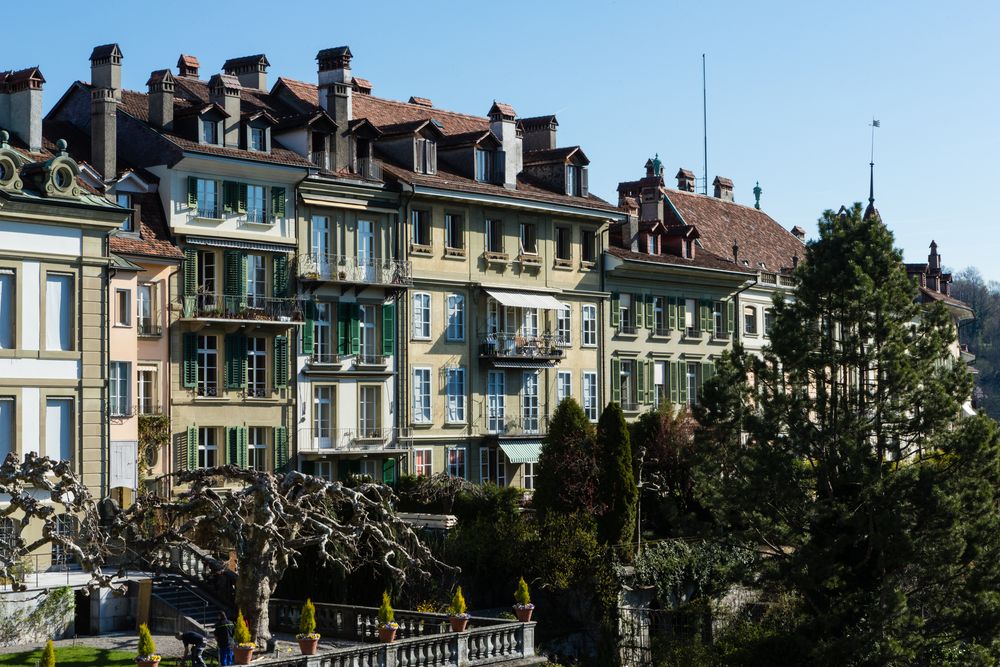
[151,573,230,633]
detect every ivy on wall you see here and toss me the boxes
[0,585,75,646]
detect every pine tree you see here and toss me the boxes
[696,203,1000,664]
[595,402,637,556]
[534,398,598,516]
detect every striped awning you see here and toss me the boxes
[499,441,543,465]
[492,360,557,369]
[185,236,295,253]
[484,289,564,310]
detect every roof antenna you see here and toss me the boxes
[702,53,708,196]
[868,118,880,206]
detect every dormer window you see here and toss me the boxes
[250,127,266,152]
[116,192,134,233]
[415,138,436,174]
[475,149,494,183]
[311,133,329,169]
[566,165,588,196]
[646,235,658,256]
[202,119,219,145]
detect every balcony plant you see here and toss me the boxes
[296,598,321,655]
[513,577,535,622]
[232,610,256,664]
[448,586,470,632]
[377,591,399,643]
[136,623,161,666]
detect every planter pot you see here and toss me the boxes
[378,625,397,643]
[298,637,319,655]
[514,606,534,622]
[450,616,469,632]
[137,660,159,667]
[234,647,254,665]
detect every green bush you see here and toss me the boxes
[233,610,252,646]
[299,599,317,637]
[40,640,55,667]
[449,587,467,616]
[377,591,395,626]
[137,623,156,657]
[514,577,531,606]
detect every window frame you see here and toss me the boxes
[447,446,467,479]
[444,213,464,251]
[247,426,268,471]
[555,225,572,262]
[521,371,540,434]
[411,209,431,248]
[196,334,218,397]
[246,184,266,223]
[414,448,433,477]
[116,192,134,232]
[197,426,218,468]
[411,367,432,425]
[137,366,156,414]
[522,462,536,490]
[201,119,219,145]
[195,178,219,218]
[583,371,599,422]
[0,268,14,351]
[581,229,596,264]
[519,222,537,255]
[557,370,572,403]
[250,126,267,152]
[109,360,131,417]
[115,288,131,327]
[744,305,759,336]
[412,292,432,340]
[246,336,267,397]
[582,305,598,347]
[446,293,465,342]
[445,366,467,424]
[487,370,506,434]
[556,305,571,346]
[44,272,75,353]
[485,218,504,254]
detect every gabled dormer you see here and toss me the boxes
[348,118,382,179]
[241,110,277,153]
[437,130,502,184]
[173,103,229,146]
[664,225,700,260]
[522,146,589,197]
[374,119,445,175]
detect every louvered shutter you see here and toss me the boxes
[702,360,716,388]
[350,306,360,356]
[302,301,316,356]
[237,183,248,214]
[273,426,288,470]
[611,358,621,404]
[271,186,286,220]
[381,302,395,356]
[495,149,505,185]
[272,254,289,297]
[427,143,437,174]
[635,295,644,328]
[645,296,654,328]
[223,181,237,213]
[382,458,397,485]
[669,362,679,405]
[647,361,655,400]
[610,293,620,328]
[224,250,246,313]
[187,176,198,208]
[186,426,198,470]
[580,166,589,197]
[226,427,238,466]
[337,303,349,355]
[274,335,289,388]
[413,139,422,171]
[637,361,646,404]
[700,301,712,333]
[183,248,197,297]
[182,333,197,388]
[668,297,677,330]
[565,165,572,196]
[677,361,688,405]
[727,301,735,335]
[238,427,248,468]
[225,333,247,390]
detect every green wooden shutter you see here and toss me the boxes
[702,360,716,390]
[637,361,646,404]
[187,176,198,208]
[273,254,289,298]
[669,362,679,405]
[273,426,288,470]
[727,301,735,335]
[302,301,316,356]
[645,296,654,328]
[647,361,655,400]
[350,306,360,356]
[271,187,286,219]
[224,250,247,312]
[182,333,198,388]
[381,302,396,356]
[274,335,289,388]
[634,295,643,328]
[237,183,248,214]
[611,358,621,404]
[226,427,238,466]
[700,300,711,333]
[183,248,197,297]
[382,458,397,485]
[238,427,248,468]
[337,303,349,355]
[677,361,688,405]
[611,293,620,328]
[223,181,237,213]
[225,333,247,390]
[186,426,198,470]
[668,297,677,330]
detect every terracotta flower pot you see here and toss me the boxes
[234,646,254,665]
[298,637,319,655]
[450,616,469,632]
[514,606,534,622]
[378,625,397,643]
[137,660,159,667]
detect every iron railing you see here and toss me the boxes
[480,333,563,360]
[480,414,549,437]
[296,253,412,286]
[137,318,162,336]
[356,157,383,181]
[298,427,406,452]
[181,292,305,322]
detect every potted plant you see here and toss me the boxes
[448,586,470,632]
[513,577,535,622]
[40,640,55,667]
[296,598,321,655]
[136,623,160,667]
[232,610,256,665]
[377,591,399,643]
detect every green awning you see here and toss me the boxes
[499,441,543,465]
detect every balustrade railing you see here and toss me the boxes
[480,414,549,437]
[297,253,412,286]
[181,292,304,322]
[479,333,562,360]
[298,427,405,452]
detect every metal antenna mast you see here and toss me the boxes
[702,54,708,195]
[869,118,880,205]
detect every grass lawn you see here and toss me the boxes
[0,646,136,666]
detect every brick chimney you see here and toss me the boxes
[177,54,200,78]
[488,101,522,190]
[317,47,353,172]
[208,74,242,148]
[518,115,557,153]
[147,70,175,130]
[222,54,270,91]
[91,87,117,180]
[713,176,734,202]
[90,44,122,101]
[0,67,45,152]
[676,168,696,192]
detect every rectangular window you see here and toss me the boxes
[248,427,267,471]
[480,446,491,484]
[487,370,505,434]
[198,426,217,468]
[522,462,536,490]
[744,306,758,335]
[583,372,598,422]
[45,274,73,352]
[555,227,571,261]
[415,138,436,174]
[412,210,431,247]
[110,361,131,417]
[313,302,331,361]
[202,119,218,145]
[137,284,155,335]
[446,367,466,423]
[522,371,539,434]
[445,214,464,250]
[0,397,12,460]
[250,127,266,152]
[137,368,156,414]
[653,361,667,408]
[0,269,13,350]
[619,293,634,333]
[447,447,466,478]
[764,309,775,337]
[412,367,432,424]
[654,296,667,334]
[475,149,493,183]
[359,385,382,437]
[313,385,335,447]
[197,335,218,396]
[557,371,572,403]
[714,301,725,338]
[685,298,697,335]
[246,185,265,223]
[196,179,219,218]
[246,337,267,397]
[412,293,431,340]
[446,294,465,341]
[115,288,130,327]
[519,222,537,255]
[246,254,266,307]
[647,235,658,255]
[52,515,75,565]
[46,398,72,461]
[687,362,700,406]
[620,359,636,409]
[556,305,571,345]
[315,460,334,481]
[359,304,378,362]
[581,230,596,263]
[486,219,504,254]
[582,305,597,347]
[566,165,579,196]
[197,250,216,296]
[414,449,433,477]
[116,193,133,232]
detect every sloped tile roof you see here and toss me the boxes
[109,192,184,260]
[607,245,753,274]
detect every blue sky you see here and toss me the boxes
[6,0,998,279]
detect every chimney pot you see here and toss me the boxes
[91,87,117,180]
[147,69,175,130]
[177,54,200,78]
[676,168,696,192]
[222,54,270,91]
[209,74,242,148]
[89,44,122,100]
[517,115,558,152]
[713,176,734,202]
[1,67,45,152]
[317,47,353,171]
[489,102,521,189]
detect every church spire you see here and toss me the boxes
[864,119,881,220]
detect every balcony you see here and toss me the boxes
[355,353,389,368]
[137,317,162,337]
[180,293,305,324]
[356,157,383,181]
[308,352,345,367]
[480,333,563,363]
[297,253,412,287]
[617,321,637,336]
[481,415,549,437]
[298,427,406,453]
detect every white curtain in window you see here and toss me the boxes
[46,275,73,351]
[46,398,72,461]
[0,272,13,349]
[0,398,12,460]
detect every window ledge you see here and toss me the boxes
[410,243,433,255]
[410,422,434,429]
[552,263,574,272]
[443,251,467,260]
[443,422,467,428]
[411,337,432,343]
[579,261,596,271]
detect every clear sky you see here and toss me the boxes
[5,0,997,278]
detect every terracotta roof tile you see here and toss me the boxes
[408,96,433,107]
[607,245,754,274]
[109,192,183,260]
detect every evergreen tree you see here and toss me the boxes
[534,398,598,516]
[631,404,700,535]
[595,403,638,555]
[696,203,1000,664]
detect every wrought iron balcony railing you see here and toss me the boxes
[298,427,405,452]
[137,318,162,337]
[480,414,550,437]
[480,333,563,360]
[297,253,412,286]
[181,292,305,322]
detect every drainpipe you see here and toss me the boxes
[397,183,415,471]
[731,276,759,344]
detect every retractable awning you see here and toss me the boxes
[186,236,295,254]
[499,441,543,465]
[484,289,565,310]
[492,360,558,369]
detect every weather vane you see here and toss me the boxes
[869,118,880,206]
